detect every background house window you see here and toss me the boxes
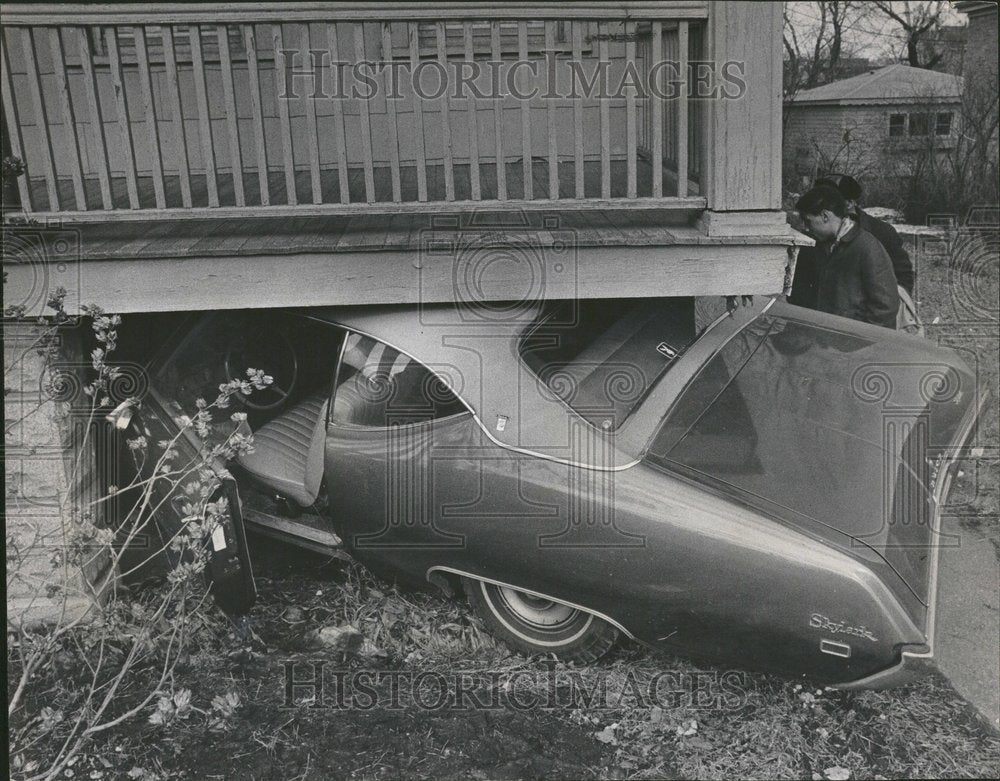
[889,114,906,136]
[935,112,953,136]
[909,114,929,136]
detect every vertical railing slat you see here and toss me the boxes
[133,26,166,208]
[292,24,320,204]
[48,28,87,210]
[572,21,584,199]
[667,31,678,168]
[161,26,192,208]
[326,23,350,204]
[354,23,376,203]
[518,22,532,199]
[650,21,663,198]
[217,24,246,206]
[243,24,269,206]
[21,28,60,210]
[382,22,402,202]
[77,27,113,209]
[545,22,558,200]
[598,22,610,199]
[189,24,219,207]
[677,21,689,198]
[491,22,506,202]
[625,21,637,199]
[105,27,140,209]
[272,24,297,205]
[0,31,33,211]
[436,22,454,201]
[408,22,427,201]
[463,22,481,201]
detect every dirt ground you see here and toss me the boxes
[16,534,997,781]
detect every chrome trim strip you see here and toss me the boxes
[905,386,989,662]
[838,385,989,690]
[469,412,641,472]
[426,565,636,640]
[704,295,777,363]
[833,653,930,691]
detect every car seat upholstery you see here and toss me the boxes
[237,392,329,508]
[332,350,414,427]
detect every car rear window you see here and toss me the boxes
[518,298,696,431]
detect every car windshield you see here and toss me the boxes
[518,298,697,431]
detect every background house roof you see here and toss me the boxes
[786,64,963,106]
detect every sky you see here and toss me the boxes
[784,1,967,63]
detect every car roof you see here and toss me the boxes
[297,302,649,469]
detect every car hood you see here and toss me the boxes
[644,301,981,606]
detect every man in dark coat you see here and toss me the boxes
[816,173,914,295]
[786,243,821,309]
[795,186,899,329]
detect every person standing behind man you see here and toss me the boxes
[796,186,900,329]
[815,173,914,295]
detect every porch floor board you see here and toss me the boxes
[12,203,793,264]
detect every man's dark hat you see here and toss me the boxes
[816,173,862,201]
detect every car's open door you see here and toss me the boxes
[103,388,257,618]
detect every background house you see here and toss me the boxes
[783,63,963,194]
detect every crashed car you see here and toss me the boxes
[107,296,982,687]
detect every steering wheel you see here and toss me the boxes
[223,328,299,411]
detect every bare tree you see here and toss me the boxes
[872,1,946,69]
[784,1,874,97]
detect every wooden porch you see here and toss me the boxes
[2,2,711,221]
[2,3,798,314]
[1,207,801,315]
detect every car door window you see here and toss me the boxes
[331,332,467,427]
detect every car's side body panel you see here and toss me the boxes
[326,410,923,681]
[116,297,982,686]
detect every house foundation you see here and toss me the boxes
[4,319,105,627]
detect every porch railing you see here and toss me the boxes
[1,2,710,220]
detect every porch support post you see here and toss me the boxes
[698,1,786,238]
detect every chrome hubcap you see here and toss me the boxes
[498,586,577,628]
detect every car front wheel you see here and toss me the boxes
[463,578,619,664]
